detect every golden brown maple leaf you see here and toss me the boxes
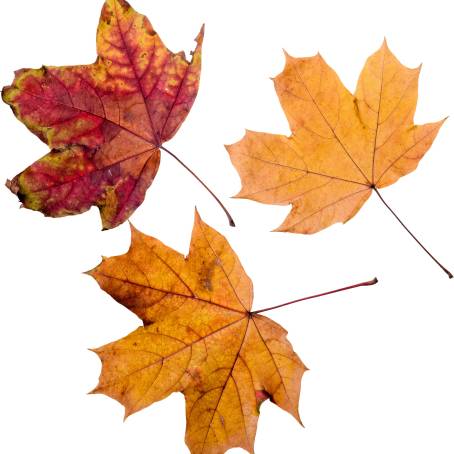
[227,42,444,234]
[88,211,306,454]
[2,0,203,229]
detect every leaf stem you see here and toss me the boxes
[373,187,452,279]
[160,145,235,227]
[250,277,378,315]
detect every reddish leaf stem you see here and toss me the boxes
[250,277,378,315]
[160,145,235,227]
[373,187,452,279]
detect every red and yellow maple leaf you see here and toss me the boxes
[88,211,306,454]
[2,0,202,229]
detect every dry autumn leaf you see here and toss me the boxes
[227,42,452,277]
[87,210,376,453]
[88,211,304,453]
[2,0,233,229]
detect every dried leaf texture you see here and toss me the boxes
[2,0,203,229]
[227,42,444,233]
[88,211,306,454]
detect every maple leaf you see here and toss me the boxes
[87,210,306,454]
[227,42,452,277]
[2,0,204,229]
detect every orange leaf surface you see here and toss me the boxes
[2,0,202,229]
[88,211,306,454]
[227,42,444,234]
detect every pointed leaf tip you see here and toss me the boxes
[282,48,293,63]
[197,23,205,40]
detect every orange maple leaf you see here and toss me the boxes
[227,41,451,277]
[2,0,203,229]
[88,211,306,454]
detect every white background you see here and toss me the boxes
[1,0,454,453]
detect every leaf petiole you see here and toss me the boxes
[373,187,452,279]
[160,145,235,227]
[250,277,378,315]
